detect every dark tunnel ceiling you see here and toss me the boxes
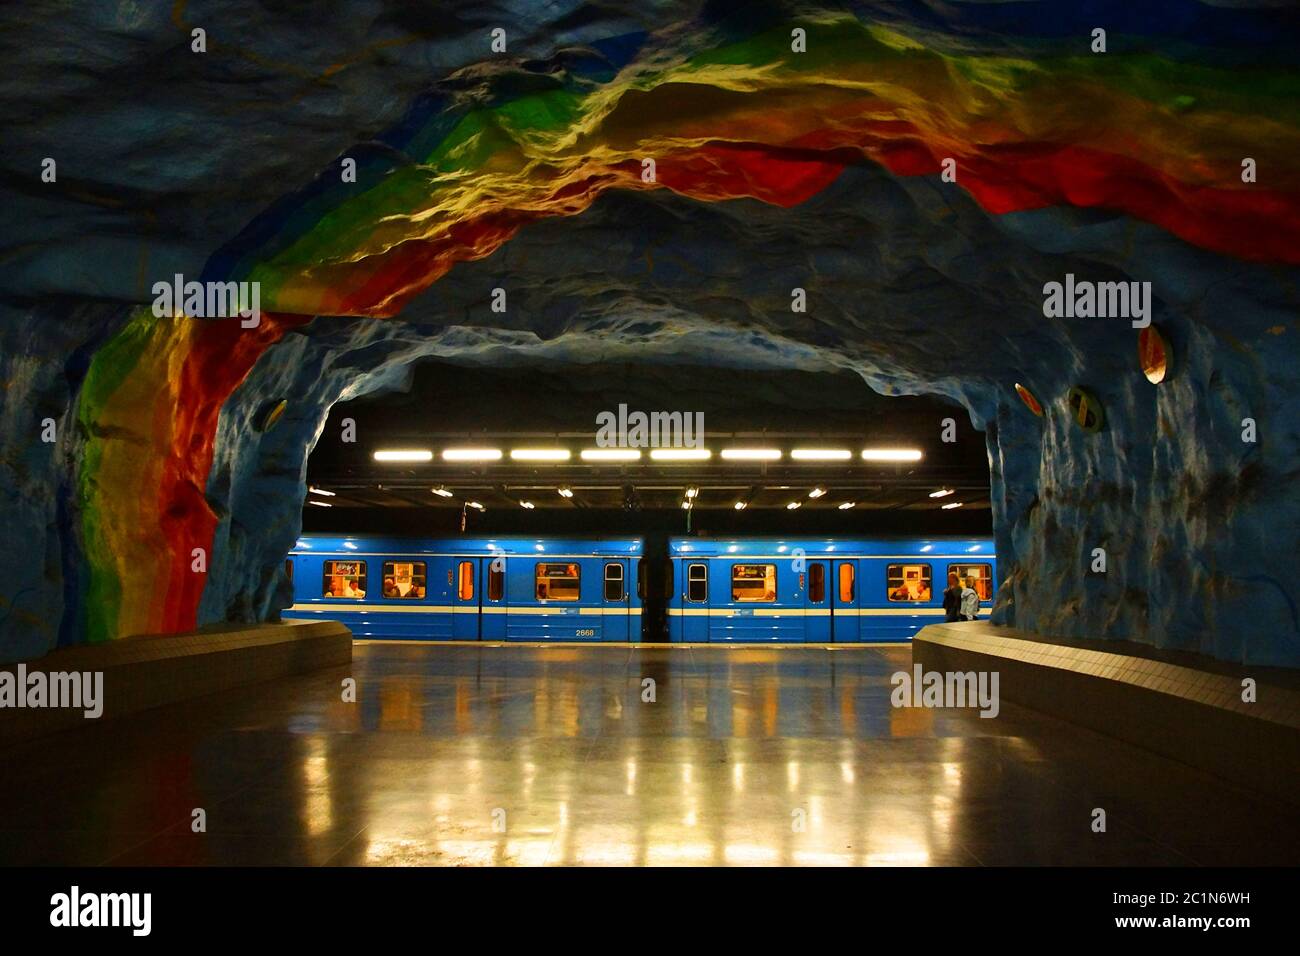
[304,360,991,517]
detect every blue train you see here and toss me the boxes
[283,536,645,641]
[282,534,996,643]
[666,537,997,643]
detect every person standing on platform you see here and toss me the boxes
[943,571,962,622]
[960,577,981,621]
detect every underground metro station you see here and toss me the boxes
[1,0,1298,936]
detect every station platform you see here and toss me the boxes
[2,636,1296,866]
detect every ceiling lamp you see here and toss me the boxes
[928,488,954,498]
[720,448,782,461]
[786,501,802,510]
[308,486,335,497]
[861,448,923,462]
[510,448,570,462]
[580,448,641,461]
[442,448,503,462]
[733,501,747,510]
[941,501,964,510]
[808,487,826,498]
[519,501,535,509]
[557,487,573,498]
[790,448,851,461]
[651,448,712,461]
[838,502,855,510]
[373,449,433,462]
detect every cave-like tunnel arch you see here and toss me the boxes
[2,1,1298,670]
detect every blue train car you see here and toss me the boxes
[284,535,644,641]
[666,537,997,643]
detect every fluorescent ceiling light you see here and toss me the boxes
[442,448,502,462]
[720,448,782,461]
[650,448,712,461]
[861,448,923,462]
[510,448,570,462]
[557,487,573,498]
[308,486,335,497]
[431,486,454,497]
[466,501,485,510]
[685,487,699,499]
[838,502,855,510]
[786,501,802,510]
[681,500,692,510]
[580,448,642,461]
[307,500,332,508]
[733,501,747,510]
[808,487,826,498]
[928,488,954,498]
[941,501,964,510]
[790,449,851,461]
[373,449,433,462]
[519,501,535,509]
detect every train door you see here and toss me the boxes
[803,560,831,642]
[481,555,507,639]
[832,560,860,642]
[681,560,710,642]
[602,559,631,641]
[452,558,480,639]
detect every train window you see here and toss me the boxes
[808,563,825,603]
[456,561,474,600]
[382,561,426,599]
[886,563,932,602]
[536,563,580,601]
[838,563,854,602]
[322,560,367,599]
[488,563,504,601]
[687,563,707,603]
[732,564,777,602]
[948,563,993,601]
[604,563,625,601]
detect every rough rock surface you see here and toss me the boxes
[1,2,1297,665]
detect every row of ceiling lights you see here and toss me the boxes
[372,446,924,463]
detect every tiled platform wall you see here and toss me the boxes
[0,620,352,745]
[914,622,1300,808]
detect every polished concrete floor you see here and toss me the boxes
[1,642,1297,866]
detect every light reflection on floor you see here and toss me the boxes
[1,643,1296,866]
